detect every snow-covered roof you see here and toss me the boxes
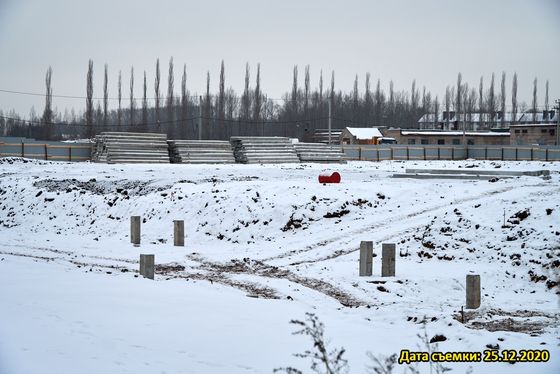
[345,127,383,139]
[510,123,558,127]
[417,111,556,123]
[518,111,557,122]
[401,131,509,137]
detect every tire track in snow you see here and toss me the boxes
[263,182,550,265]
[288,225,423,266]
[185,255,368,307]
[0,250,282,300]
[0,243,138,264]
[287,183,560,266]
[0,250,134,272]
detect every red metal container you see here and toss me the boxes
[318,171,341,184]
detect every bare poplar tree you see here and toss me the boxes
[304,65,310,119]
[425,91,432,128]
[253,63,261,122]
[155,58,161,125]
[374,79,382,126]
[500,72,506,128]
[532,77,538,123]
[422,86,427,114]
[352,75,359,122]
[42,66,53,138]
[488,73,495,128]
[469,87,478,130]
[319,70,323,104]
[142,71,148,128]
[388,80,394,125]
[241,63,250,120]
[86,59,94,138]
[511,72,518,126]
[444,86,451,129]
[129,66,135,126]
[330,71,335,112]
[167,57,174,127]
[181,64,188,136]
[433,96,439,128]
[103,64,108,126]
[460,83,468,131]
[545,80,549,120]
[205,71,211,129]
[478,76,484,127]
[218,60,225,121]
[117,71,122,127]
[364,73,372,124]
[456,73,462,129]
[291,65,298,116]
[411,80,418,127]
[421,86,428,129]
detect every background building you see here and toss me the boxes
[340,127,384,144]
[418,110,557,131]
[510,124,557,145]
[383,129,509,145]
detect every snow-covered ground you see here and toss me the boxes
[0,158,559,373]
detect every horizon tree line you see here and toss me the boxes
[0,59,554,141]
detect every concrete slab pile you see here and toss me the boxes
[293,142,347,163]
[167,140,235,164]
[92,132,170,164]
[230,137,300,164]
[404,168,550,177]
[393,168,550,180]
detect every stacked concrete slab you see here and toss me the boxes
[393,168,550,180]
[92,132,170,164]
[168,140,235,164]
[230,137,300,164]
[293,142,347,163]
[313,129,343,144]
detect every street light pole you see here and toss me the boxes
[462,114,466,145]
[328,98,332,145]
[556,99,560,145]
[198,96,202,140]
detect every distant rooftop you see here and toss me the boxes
[345,127,383,139]
[418,110,557,124]
[400,130,509,137]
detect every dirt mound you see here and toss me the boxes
[33,178,170,196]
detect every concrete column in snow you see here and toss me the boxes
[140,254,155,280]
[466,274,481,309]
[359,241,373,276]
[174,220,185,247]
[381,243,396,277]
[131,216,141,246]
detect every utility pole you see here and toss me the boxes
[556,99,560,145]
[198,96,202,140]
[328,98,332,145]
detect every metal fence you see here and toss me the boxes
[341,145,560,162]
[0,142,92,161]
[2,141,560,163]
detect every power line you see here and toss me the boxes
[1,87,556,111]
[0,88,314,103]
[0,114,199,128]
[199,116,331,125]
[0,114,332,128]
[0,88,195,101]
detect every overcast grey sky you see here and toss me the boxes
[0,0,558,116]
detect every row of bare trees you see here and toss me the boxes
[0,59,552,140]
[437,72,553,131]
